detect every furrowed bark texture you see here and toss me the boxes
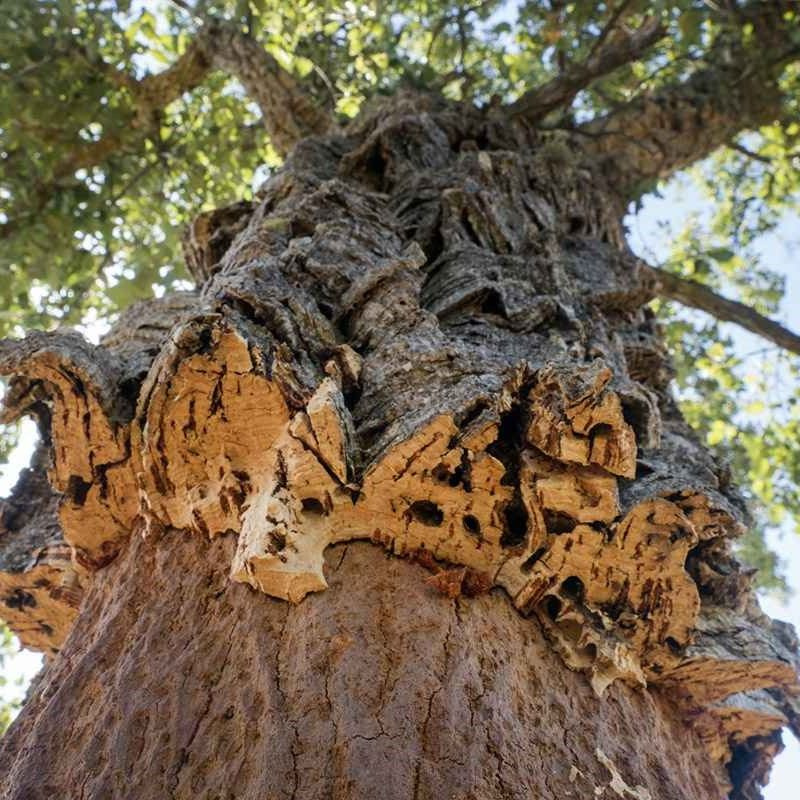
[1,94,798,799]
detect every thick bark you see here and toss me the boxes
[1,93,798,799]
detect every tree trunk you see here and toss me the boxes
[1,94,797,799]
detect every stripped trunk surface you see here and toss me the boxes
[1,95,798,799]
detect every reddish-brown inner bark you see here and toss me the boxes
[1,533,726,800]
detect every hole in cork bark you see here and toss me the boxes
[462,515,481,537]
[422,224,445,264]
[577,642,598,661]
[4,589,37,611]
[665,636,683,654]
[561,575,585,602]
[432,464,452,484]
[500,498,529,547]
[407,500,444,527]
[621,396,652,442]
[669,525,692,544]
[487,403,525,486]
[590,422,614,439]
[268,530,286,553]
[485,401,529,547]
[363,144,387,190]
[342,382,362,409]
[568,216,584,234]
[521,547,547,572]
[119,375,144,409]
[544,594,562,620]
[452,464,470,489]
[197,326,214,353]
[432,463,469,489]
[543,510,577,534]
[67,475,92,506]
[290,217,316,238]
[317,301,334,320]
[480,289,506,317]
[301,497,327,516]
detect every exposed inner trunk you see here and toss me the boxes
[1,534,728,800]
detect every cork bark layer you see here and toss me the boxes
[1,94,798,799]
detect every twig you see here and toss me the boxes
[727,141,772,164]
[167,0,197,15]
[587,0,634,60]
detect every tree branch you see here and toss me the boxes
[128,20,332,152]
[508,15,665,123]
[727,141,773,165]
[200,21,331,155]
[577,2,800,195]
[645,264,800,356]
[129,37,212,119]
[167,0,198,15]
[587,0,635,59]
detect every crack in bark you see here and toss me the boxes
[412,608,457,800]
[169,637,234,798]
[274,607,300,800]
